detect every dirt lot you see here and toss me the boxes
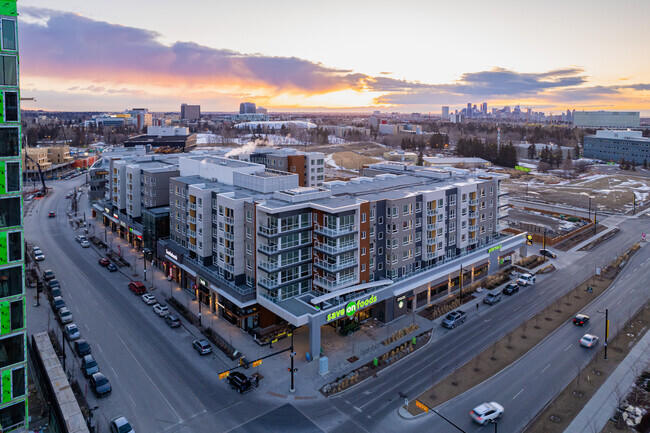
[406,243,641,417]
[331,151,382,171]
[503,172,650,213]
[303,141,388,158]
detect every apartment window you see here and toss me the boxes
[489,200,493,206]
[0,197,20,228]
[378,247,383,255]
[461,221,466,229]
[181,190,186,197]
[438,198,444,207]
[402,204,411,215]
[0,334,23,368]
[449,222,456,233]
[449,209,455,219]
[361,213,366,223]
[481,188,486,197]
[246,227,252,238]
[489,211,493,219]
[361,264,366,272]
[0,55,16,85]
[0,127,19,157]
[1,19,16,51]
[449,238,456,246]
[462,193,467,202]
[378,262,384,271]
[246,275,254,287]
[415,202,421,213]
[449,195,456,206]
[369,242,375,252]
[369,257,374,268]
[7,231,20,262]
[481,226,486,234]
[461,208,467,216]
[369,226,374,237]
[5,161,19,192]
[462,234,466,242]
[402,220,412,231]
[415,248,421,257]
[481,214,486,221]
[392,206,398,217]
[361,231,366,239]
[370,208,375,220]
[378,232,384,240]
[402,235,412,246]
[246,244,252,254]
[219,205,224,216]
[489,186,493,195]
[246,210,252,222]
[378,216,383,225]
[415,232,421,242]
[246,259,252,271]
[4,91,17,121]
[11,366,25,398]
[361,247,366,256]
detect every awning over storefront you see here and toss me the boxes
[130,229,143,237]
[103,213,119,224]
[93,203,104,213]
[165,255,197,277]
[209,283,257,308]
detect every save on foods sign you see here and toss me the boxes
[326,295,378,322]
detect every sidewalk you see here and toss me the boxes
[564,329,650,433]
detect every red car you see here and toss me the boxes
[128,281,146,295]
[98,258,110,267]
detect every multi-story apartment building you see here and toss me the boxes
[156,157,525,360]
[583,129,650,165]
[0,2,27,429]
[244,148,325,187]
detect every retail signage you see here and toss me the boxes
[396,295,406,309]
[95,170,108,176]
[488,245,501,254]
[165,249,179,261]
[326,295,378,322]
[515,165,531,172]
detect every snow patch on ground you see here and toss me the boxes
[325,154,341,169]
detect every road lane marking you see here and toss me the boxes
[96,343,103,353]
[564,344,572,352]
[513,389,524,400]
[129,395,136,408]
[111,367,118,378]
[513,306,521,312]
[616,299,623,305]
[84,323,90,331]
[541,364,550,373]
[115,333,182,422]
[354,406,363,413]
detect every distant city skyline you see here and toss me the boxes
[18,1,650,115]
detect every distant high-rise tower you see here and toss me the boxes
[441,106,450,121]
[240,102,257,114]
[180,103,201,121]
[466,103,472,118]
[481,102,488,115]
[0,1,28,429]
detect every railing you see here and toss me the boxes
[188,230,196,237]
[469,198,479,205]
[314,257,357,272]
[468,225,478,232]
[258,238,311,254]
[258,255,310,272]
[184,255,255,296]
[224,216,234,225]
[259,220,311,236]
[224,247,235,257]
[220,261,234,273]
[498,188,509,197]
[426,208,437,216]
[189,203,196,210]
[223,231,234,241]
[314,223,357,237]
[313,273,357,290]
[498,210,510,219]
[468,236,478,244]
[314,240,357,255]
[427,237,436,245]
[188,216,196,224]
[259,273,309,290]
[188,243,197,252]
[468,211,477,218]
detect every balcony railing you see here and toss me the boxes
[498,210,510,219]
[426,208,437,216]
[426,237,436,245]
[258,254,310,272]
[188,216,196,224]
[469,198,479,205]
[224,247,235,257]
[188,230,196,237]
[468,211,477,218]
[188,243,197,252]
[314,257,357,272]
[220,261,234,273]
[259,220,311,236]
[258,238,311,254]
[468,236,478,244]
[314,240,357,255]
[223,231,234,241]
[189,203,196,210]
[313,273,357,290]
[224,216,234,225]
[314,223,357,237]
[468,225,478,232]
[259,272,310,290]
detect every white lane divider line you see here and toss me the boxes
[564,344,573,352]
[513,389,524,400]
[541,364,551,373]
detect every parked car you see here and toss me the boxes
[502,282,519,295]
[128,281,146,295]
[580,334,599,348]
[483,292,502,305]
[64,323,80,341]
[33,248,43,256]
[98,258,110,267]
[48,279,61,289]
[52,296,66,311]
[34,252,45,261]
[43,270,55,281]
[165,315,181,328]
[80,240,91,248]
[81,354,99,377]
[75,235,87,243]
[110,416,134,433]
[58,307,73,324]
[517,273,536,286]
[90,372,112,398]
[141,294,156,305]
[573,314,590,326]
[48,211,56,218]
[32,246,41,253]
[539,249,557,259]
[227,371,253,394]
[470,402,504,425]
[51,288,62,298]
[74,339,92,357]
[193,339,212,355]
[442,310,467,329]
[107,263,118,272]
[153,303,170,317]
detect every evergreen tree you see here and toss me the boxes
[417,151,424,166]
[644,158,648,169]
[527,143,536,159]
[554,148,563,168]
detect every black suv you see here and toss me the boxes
[227,371,253,394]
[502,282,519,296]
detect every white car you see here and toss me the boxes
[517,273,536,286]
[153,303,170,317]
[33,248,43,256]
[470,402,504,425]
[58,307,73,324]
[141,294,157,305]
[110,416,134,433]
[64,323,81,341]
[75,235,87,243]
[580,334,599,348]
[32,246,41,253]
[34,253,45,261]
[80,240,91,248]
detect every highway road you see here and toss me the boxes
[24,176,650,433]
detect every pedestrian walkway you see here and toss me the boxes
[564,329,650,433]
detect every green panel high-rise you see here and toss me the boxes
[0,1,27,431]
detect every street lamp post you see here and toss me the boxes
[597,308,609,360]
[542,228,547,262]
[459,264,463,302]
[489,420,498,432]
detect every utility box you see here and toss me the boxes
[319,356,329,376]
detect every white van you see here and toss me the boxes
[517,273,536,286]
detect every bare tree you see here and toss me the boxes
[521,322,528,339]
[491,341,499,360]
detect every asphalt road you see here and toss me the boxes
[24,176,650,433]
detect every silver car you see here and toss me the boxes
[59,307,73,324]
[470,402,504,425]
[64,323,81,341]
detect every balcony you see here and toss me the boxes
[223,231,234,241]
[188,216,196,224]
[258,238,311,254]
[224,247,235,257]
[258,220,311,237]
[313,273,358,291]
[259,272,310,290]
[426,237,436,245]
[188,230,196,237]
[314,257,357,272]
[468,211,477,218]
[469,198,479,205]
[188,243,197,252]
[258,255,310,272]
[468,225,478,232]
[426,208,437,216]
[314,223,357,237]
[498,209,510,219]
[189,203,196,210]
[468,236,479,244]
[314,240,357,255]
[220,261,234,274]
[224,216,234,225]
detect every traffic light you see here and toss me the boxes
[526,234,533,246]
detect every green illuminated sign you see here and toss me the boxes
[0,302,8,335]
[0,161,5,194]
[1,370,10,403]
[326,295,378,322]
[515,165,531,172]
[488,245,501,254]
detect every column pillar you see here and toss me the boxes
[309,319,321,361]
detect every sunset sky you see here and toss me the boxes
[18,0,650,114]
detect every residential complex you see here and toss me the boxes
[573,111,640,129]
[0,1,27,430]
[243,148,325,187]
[180,103,201,121]
[583,129,650,164]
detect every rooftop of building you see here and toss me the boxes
[588,129,649,141]
[423,156,491,164]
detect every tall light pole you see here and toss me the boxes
[459,264,463,302]
[542,228,547,262]
[597,309,609,360]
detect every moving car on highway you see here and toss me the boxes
[580,334,599,348]
[470,402,504,425]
